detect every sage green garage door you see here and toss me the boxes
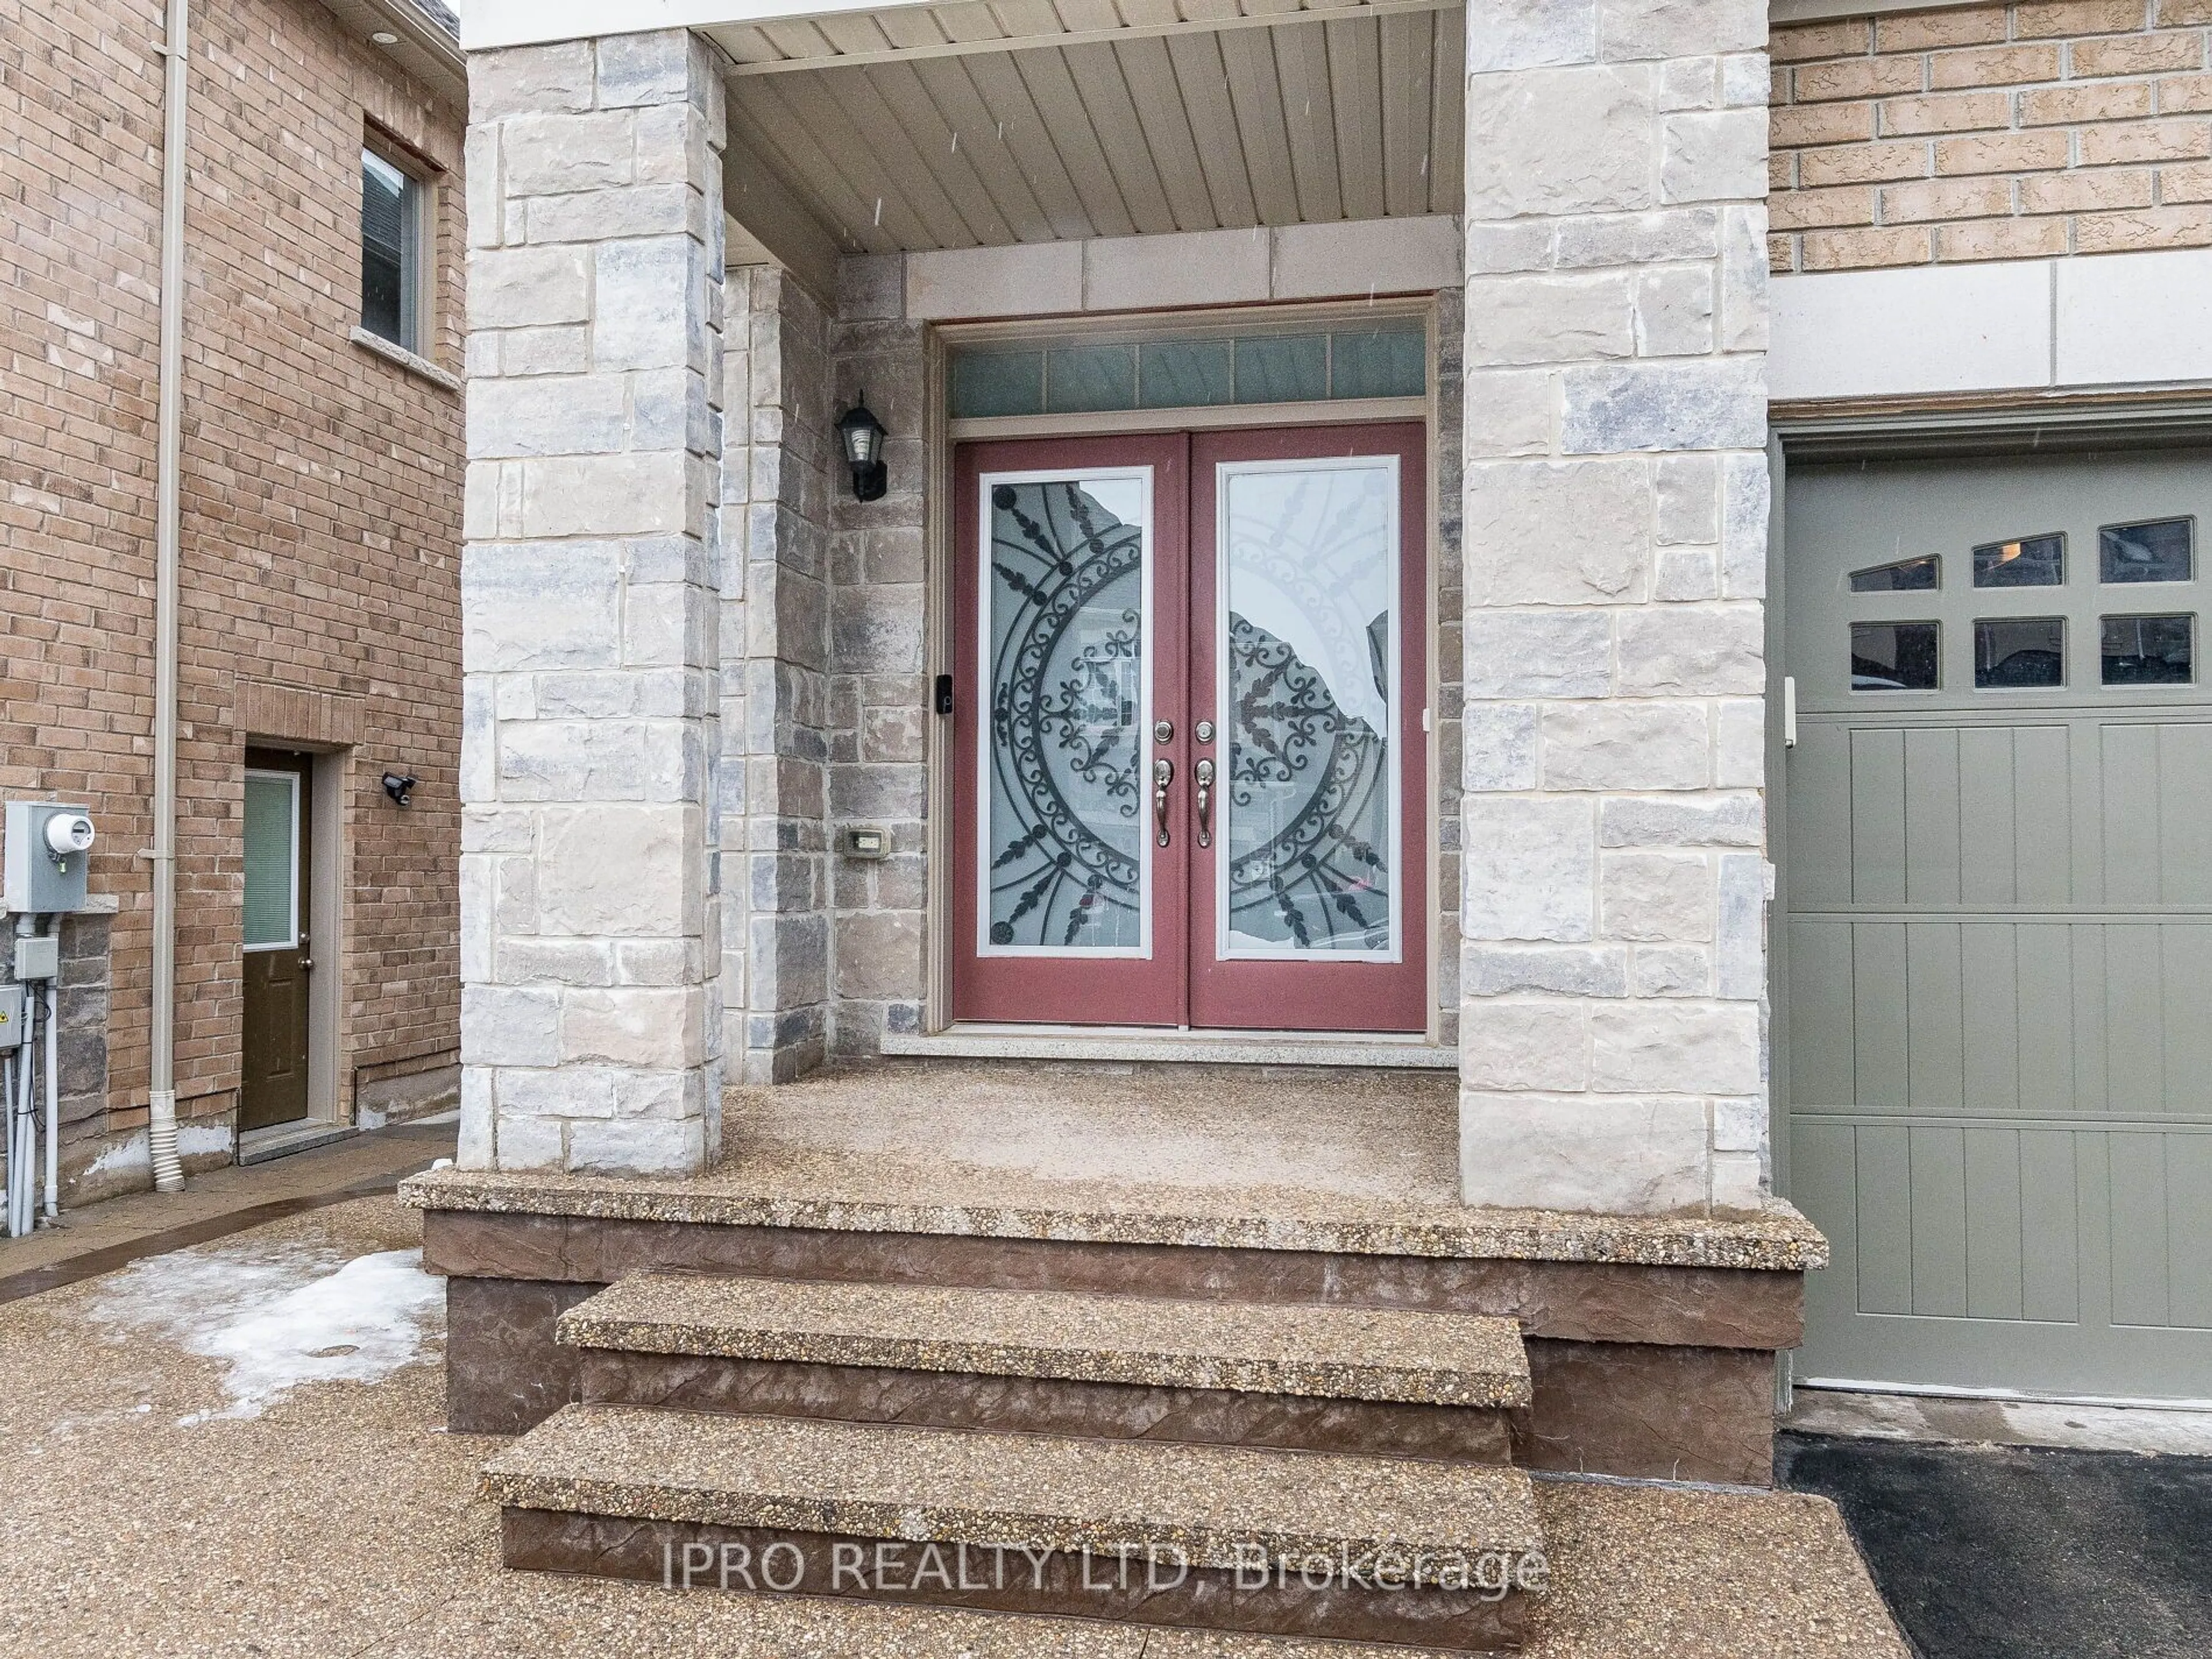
[1783,450,2212,1402]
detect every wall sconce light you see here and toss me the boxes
[382,772,418,808]
[836,396,889,503]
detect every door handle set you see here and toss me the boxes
[1153,757,1175,846]
[1194,758,1214,847]
[1154,725,1220,849]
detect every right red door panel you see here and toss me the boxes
[1187,425,1429,1032]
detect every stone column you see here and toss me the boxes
[457,31,726,1174]
[1457,1,1772,1214]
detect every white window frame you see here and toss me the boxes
[242,768,302,954]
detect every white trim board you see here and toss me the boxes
[1770,249,2212,402]
[892,218,1462,323]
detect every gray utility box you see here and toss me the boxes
[4,801,96,914]
[0,983,22,1050]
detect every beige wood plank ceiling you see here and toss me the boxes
[707,0,1464,256]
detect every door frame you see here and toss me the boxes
[1767,392,2212,1406]
[240,739,349,1136]
[921,298,1446,1042]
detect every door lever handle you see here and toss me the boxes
[1153,756,1174,847]
[1194,757,1214,848]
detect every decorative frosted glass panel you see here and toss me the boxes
[1975,618,2063,688]
[1046,345,1136,414]
[243,772,298,950]
[1330,327,1426,399]
[1232,335,1328,404]
[2100,518,2194,584]
[1972,533,2065,588]
[953,351,1044,418]
[1850,555,1939,593]
[1218,460,1397,958]
[1138,339,1232,408]
[2103,614,2195,685]
[982,475,1149,953]
[1852,621,1940,691]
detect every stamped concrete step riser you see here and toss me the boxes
[501,1509,1534,1652]
[579,1348,1520,1464]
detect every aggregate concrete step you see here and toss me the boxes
[485,1403,1548,1652]
[559,1271,1531,1463]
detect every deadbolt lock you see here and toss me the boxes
[1194,719,1215,744]
[1153,719,1174,744]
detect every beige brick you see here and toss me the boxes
[1935,215,2075,259]
[2021,79,2158,124]
[1772,20,1874,63]
[1771,185,1878,230]
[1880,176,2014,221]
[2071,31,2207,77]
[1801,224,1935,269]
[1768,151,1797,190]
[1881,92,2014,135]
[2018,165,2157,210]
[1768,233,1797,272]
[2160,0,2212,21]
[2163,159,2212,198]
[2078,116,2212,161]
[1929,45,2066,90]
[2016,0,2160,39]
[1936,129,2073,173]
[1773,100,1878,147]
[1800,139,1934,185]
[2161,74,2212,112]
[1875,5,2011,51]
[2074,203,2212,249]
[1794,56,1926,103]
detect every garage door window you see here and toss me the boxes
[1972,532,2064,588]
[1850,554,1939,593]
[1975,617,2064,688]
[2100,518,2192,584]
[1851,620,1940,690]
[2101,613,2194,685]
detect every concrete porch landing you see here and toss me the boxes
[415,1063,1823,1271]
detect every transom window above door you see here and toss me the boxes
[1843,516,2199,692]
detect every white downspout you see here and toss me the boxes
[146,0,190,1193]
[44,961,59,1220]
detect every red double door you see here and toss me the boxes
[952,424,1427,1033]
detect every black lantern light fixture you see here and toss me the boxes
[836,395,889,503]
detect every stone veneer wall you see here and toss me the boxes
[719,267,838,1084]
[1771,0,2212,271]
[827,263,931,1057]
[1456,0,1773,1214]
[459,31,728,1174]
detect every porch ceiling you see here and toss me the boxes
[710,0,1465,260]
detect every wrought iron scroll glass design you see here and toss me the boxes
[982,474,1150,954]
[1218,461,1399,959]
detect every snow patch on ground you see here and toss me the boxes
[89,1235,444,1423]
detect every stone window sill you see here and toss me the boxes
[881,1024,1457,1070]
[349,326,461,395]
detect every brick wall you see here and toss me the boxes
[1772,0,2212,270]
[1,0,464,1195]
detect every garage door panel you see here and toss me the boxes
[2160,725,2212,904]
[1786,451,2212,1400]
[1787,920,1857,1107]
[1906,923,1966,1113]
[1963,1128,2027,1321]
[1960,923,2020,1111]
[2019,1128,2081,1325]
[1852,922,1910,1111]
[1904,728,1963,904]
[1849,728,1907,904]
[2012,725,2074,907]
[1909,1124,1971,1318]
[1854,1124,1914,1316]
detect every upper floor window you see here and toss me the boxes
[361,147,425,353]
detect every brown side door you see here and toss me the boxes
[240,748,312,1131]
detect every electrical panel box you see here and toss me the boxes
[0,984,22,1051]
[13,935,58,982]
[3,801,96,915]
